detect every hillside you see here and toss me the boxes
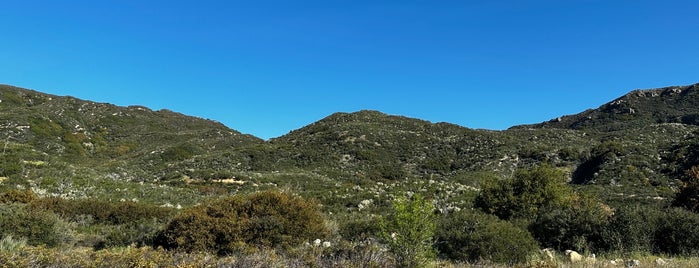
[1,83,698,209]
[3,83,699,265]
[0,85,263,203]
[520,83,699,131]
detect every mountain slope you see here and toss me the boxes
[2,83,699,209]
[272,110,510,177]
[520,83,699,131]
[0,85,265,202]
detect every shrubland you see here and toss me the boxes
[2,84,699,266]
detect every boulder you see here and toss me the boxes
[564,250,583,263]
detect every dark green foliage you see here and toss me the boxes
[601,205,662,253]
[161,143,202,161]
[0,154,22,177]
[654,208,699,256]
[529,194,611,252]
[0,203,68,247]
[156,190,328,255]
[475,164,573,220]
[672,166,699,212]
[420,156,453,174]
[31,197,174,225]
[338,216,382,242]
[367,163,406,181]
[436,210,538,264]
[572,141,625,184]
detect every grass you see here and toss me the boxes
[1,245,698,267]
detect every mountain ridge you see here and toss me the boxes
[516,83,699,131]
[2,82,699,209]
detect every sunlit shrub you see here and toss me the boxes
[379,193,436,268]
[156,190,328,255]
[475,164,573,221]
[0,203,70,247]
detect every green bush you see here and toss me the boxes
[156,190,328,255]
[600,205,662,253]
[95,219,164,249]
[379,193,436,268]
[436,209,538,264]
[529,194,610,253]
[338,215,382,242]
[0,203,70,247]
[161,143,202,161]
[654,208,699,256]
[31,197,174,225]
[475,164,573,220]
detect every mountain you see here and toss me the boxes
[1,83,699,210]
[0,85,263,203]
[520,83,699,131]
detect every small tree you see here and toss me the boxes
[475,164,573,221]
[380,193,436,268]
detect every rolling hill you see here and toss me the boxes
[1,83,698,209]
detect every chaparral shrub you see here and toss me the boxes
[156,190,328,255]
[0,203,70,247]
[0,189,38,204]
[436,209,538,264]
[475,164,573,221]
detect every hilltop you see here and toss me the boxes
[519,83,699,131]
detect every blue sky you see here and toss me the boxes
[1,0,697,139]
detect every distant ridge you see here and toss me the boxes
[515,83,699,131]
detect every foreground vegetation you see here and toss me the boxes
[2,164,699,267]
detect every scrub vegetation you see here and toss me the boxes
[2,83,699,266]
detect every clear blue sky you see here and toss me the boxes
[1,1,697,139]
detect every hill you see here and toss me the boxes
[1,83,699,209]
[519,83,699,131]
[3,82,699,265]
[0,85,263,204]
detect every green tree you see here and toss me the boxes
[380,193,436,268]
[475,164,573,221]
[436,210,538,264]
[529,194,611,252]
